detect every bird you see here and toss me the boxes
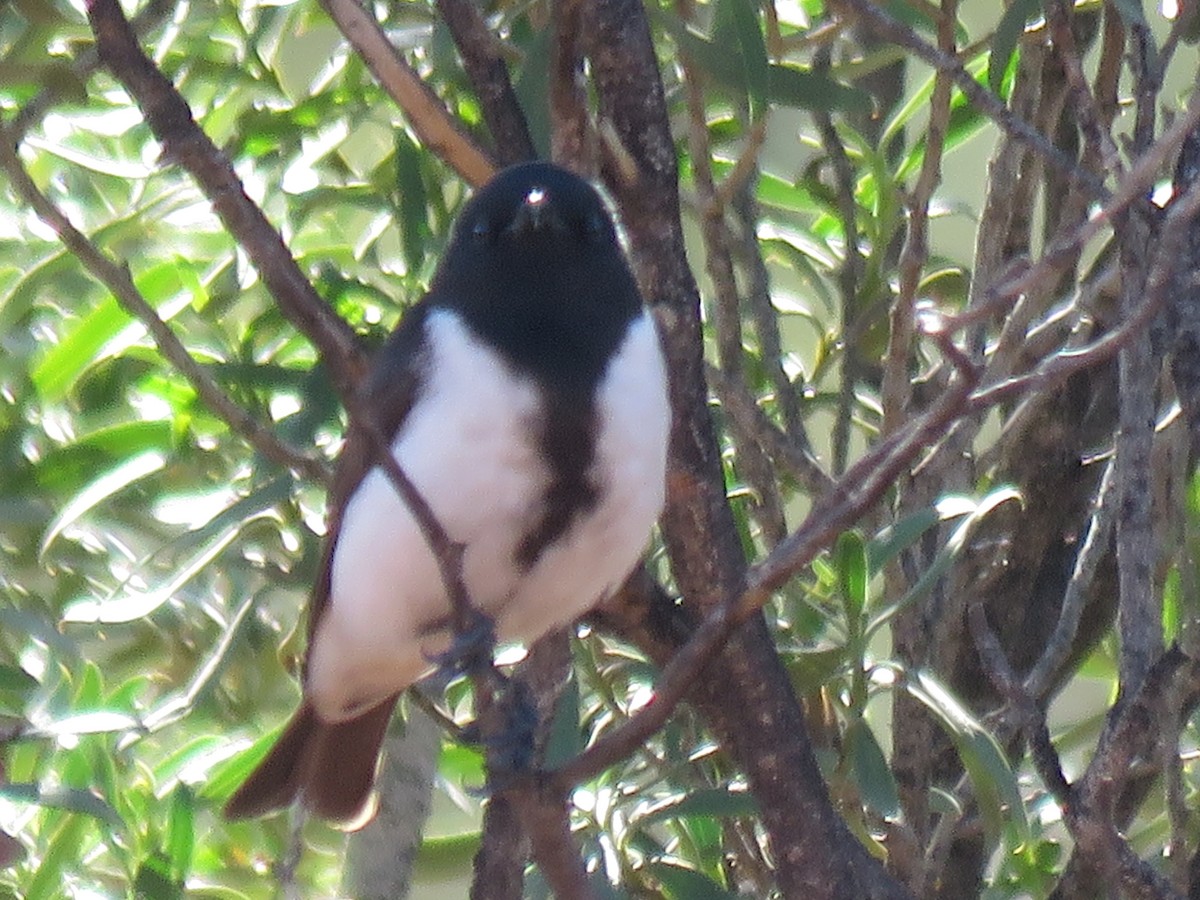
[223,161,671,822]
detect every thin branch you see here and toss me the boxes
[881,0,956,435]
[813,46,861,476]
[320,0,496,187]
[86,0,368,398]
[435,0,536,167]
[549,0,591,171]
[705,364,835,499]
[1044,0,1123,176]
[0,124,330,484]
[340,392,479,651]
[1023,459,1118,698]
[969,144,1200,413]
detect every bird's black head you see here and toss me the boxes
[450,161,620,258]
[427,162,643,391]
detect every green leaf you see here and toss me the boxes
[835,530,868,630]
[133,851,183,900]
[165,785,195,884]
[653,9,869,113]
[767,64,872,114]
[0,783,124,830]
[635,788,759,826]
[31,261,190,401]
[905,670,1029,848]
[867,496,977,573]
[0,665,38,696]
[715,0,769,117]
[990,0,1041,94]
[646,860,736,899]
[845,718,900,818]
[202,724,286,805]
[395,130,429,274]
[24,815,90,900]
[61,476,291,624]
[39,450,167,557]
[868,487,1022,636]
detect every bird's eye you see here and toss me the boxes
[471,218,492,241]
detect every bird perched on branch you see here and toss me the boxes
[224,161,670,822]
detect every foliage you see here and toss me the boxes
[2,1,1199,898]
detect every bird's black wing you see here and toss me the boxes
[224,302,432,821]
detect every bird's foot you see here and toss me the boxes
[426,607,498,680]
[461,678,538,785]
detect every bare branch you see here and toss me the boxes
[435,0,536,167]
[86,0,368,397]
[840,0,1110,201]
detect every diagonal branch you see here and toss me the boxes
[0,123,330,484]
[435,0,536,167]
[321,0,497,186]
[840,0,1110,201]
[85,0,368,398]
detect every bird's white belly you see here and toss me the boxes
[307,309,668,722]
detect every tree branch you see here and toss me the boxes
[320,0,496,187]
[86,0,368,398]
[434,0,536,167]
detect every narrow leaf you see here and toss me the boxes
[990,0,1041,94]
[40,451,167,557]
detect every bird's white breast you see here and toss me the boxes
[306,307,669,722]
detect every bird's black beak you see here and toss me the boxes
[506,186,562,237]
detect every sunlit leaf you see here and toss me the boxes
[165,785,195,883]
[905,670,1030,848]
[39,451,167,556]
[0,783,124,830]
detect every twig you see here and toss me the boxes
[340,392,479,651]
[85,0,368,398]
[881,0,957,435]
[968,163,1200,414]
[320,0,496,187]
[435,0,536,167]
[0,123,330,484]
[676,45,786,543]
[549,0,591,172]
[728,148,813,454]
[1044,0,1123,176]
[966,601,1071,802]
[704,364,834,499]
[813,47,861,476]
[1022,459,1118,698]
[552,324,980,788]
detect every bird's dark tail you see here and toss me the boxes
[223,696,398,822]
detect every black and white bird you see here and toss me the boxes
[224,161,671,821]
